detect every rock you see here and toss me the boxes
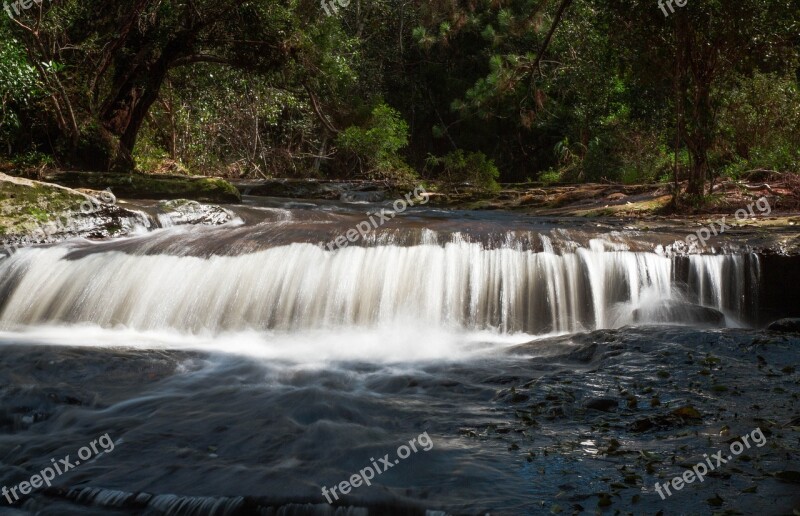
[632,300,725,326]
[629,406,704,433]
[42,171,241,203]
[157,200,234,226]
[340,191,385,203]
[585,398,618,412]
[235,179,388,201]
[765,318,800,333]
[0,173,148,249]
[670,405,702,419]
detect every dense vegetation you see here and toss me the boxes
[0,0,798,197]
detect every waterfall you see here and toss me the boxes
[0,240,757,334]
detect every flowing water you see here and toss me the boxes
[0,197,796,515]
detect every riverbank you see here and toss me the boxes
[231,174,800,217]
[3,171,800,255]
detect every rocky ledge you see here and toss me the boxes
[0,173,149,249]
[0,174,236,252]
[42,171,241,204]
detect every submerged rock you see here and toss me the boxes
[765,318,800,333]
[632,300,725,326]
[585,398,618,412]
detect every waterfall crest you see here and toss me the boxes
[0,242,757,334]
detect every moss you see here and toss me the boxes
[104,222,123,235]
[0,176,87,236]
[28,207,48,222]
[41,171,241,203]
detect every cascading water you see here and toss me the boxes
[0,236,756,335]
[1,199,793,516]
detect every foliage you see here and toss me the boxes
[0,0,797,199]
[0,33,40,149]
[11,151,54,168]
[336,103,415,180]
[539,170,562,185]
[716,72,800,177]
[426,150,500,190]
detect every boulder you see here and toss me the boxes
[157,200,234,226]
[1,173,147,249]
[766,318,800,333]
[632,300,725,326]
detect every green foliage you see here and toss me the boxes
[11,151,54,168]
[539,170,562,185]
[425,150,500,190]
[336,103,415,180]
[0,34,40,149]
[0,0,798,193]
[716,72,800,176]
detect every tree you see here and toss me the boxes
[4,0,331,169]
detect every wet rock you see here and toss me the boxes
[235,179,388,201]
[629,405,703,433]
[1,174,149,250]
[632,300,725,326]
[340,191,385,203]
[157,199,234,226]
[670,405,702,419]
[765,318,800,333]
[585,398,618,412]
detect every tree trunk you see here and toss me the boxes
[100,38,189,171]
[676,19,716,198]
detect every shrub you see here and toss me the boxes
[425,150,500,190]
[539,169,562,185]
[716,72,800,175]
[336,103,415,180]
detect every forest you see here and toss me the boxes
[1,0,798,199]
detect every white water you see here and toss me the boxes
[0,240,753,335]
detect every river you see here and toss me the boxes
[0,196,797,515]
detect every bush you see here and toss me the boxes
[10,151,54,168]
[336,103,415,180]
[716,72,800,175]
[539,169,562,185]
[425,150,500,190]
